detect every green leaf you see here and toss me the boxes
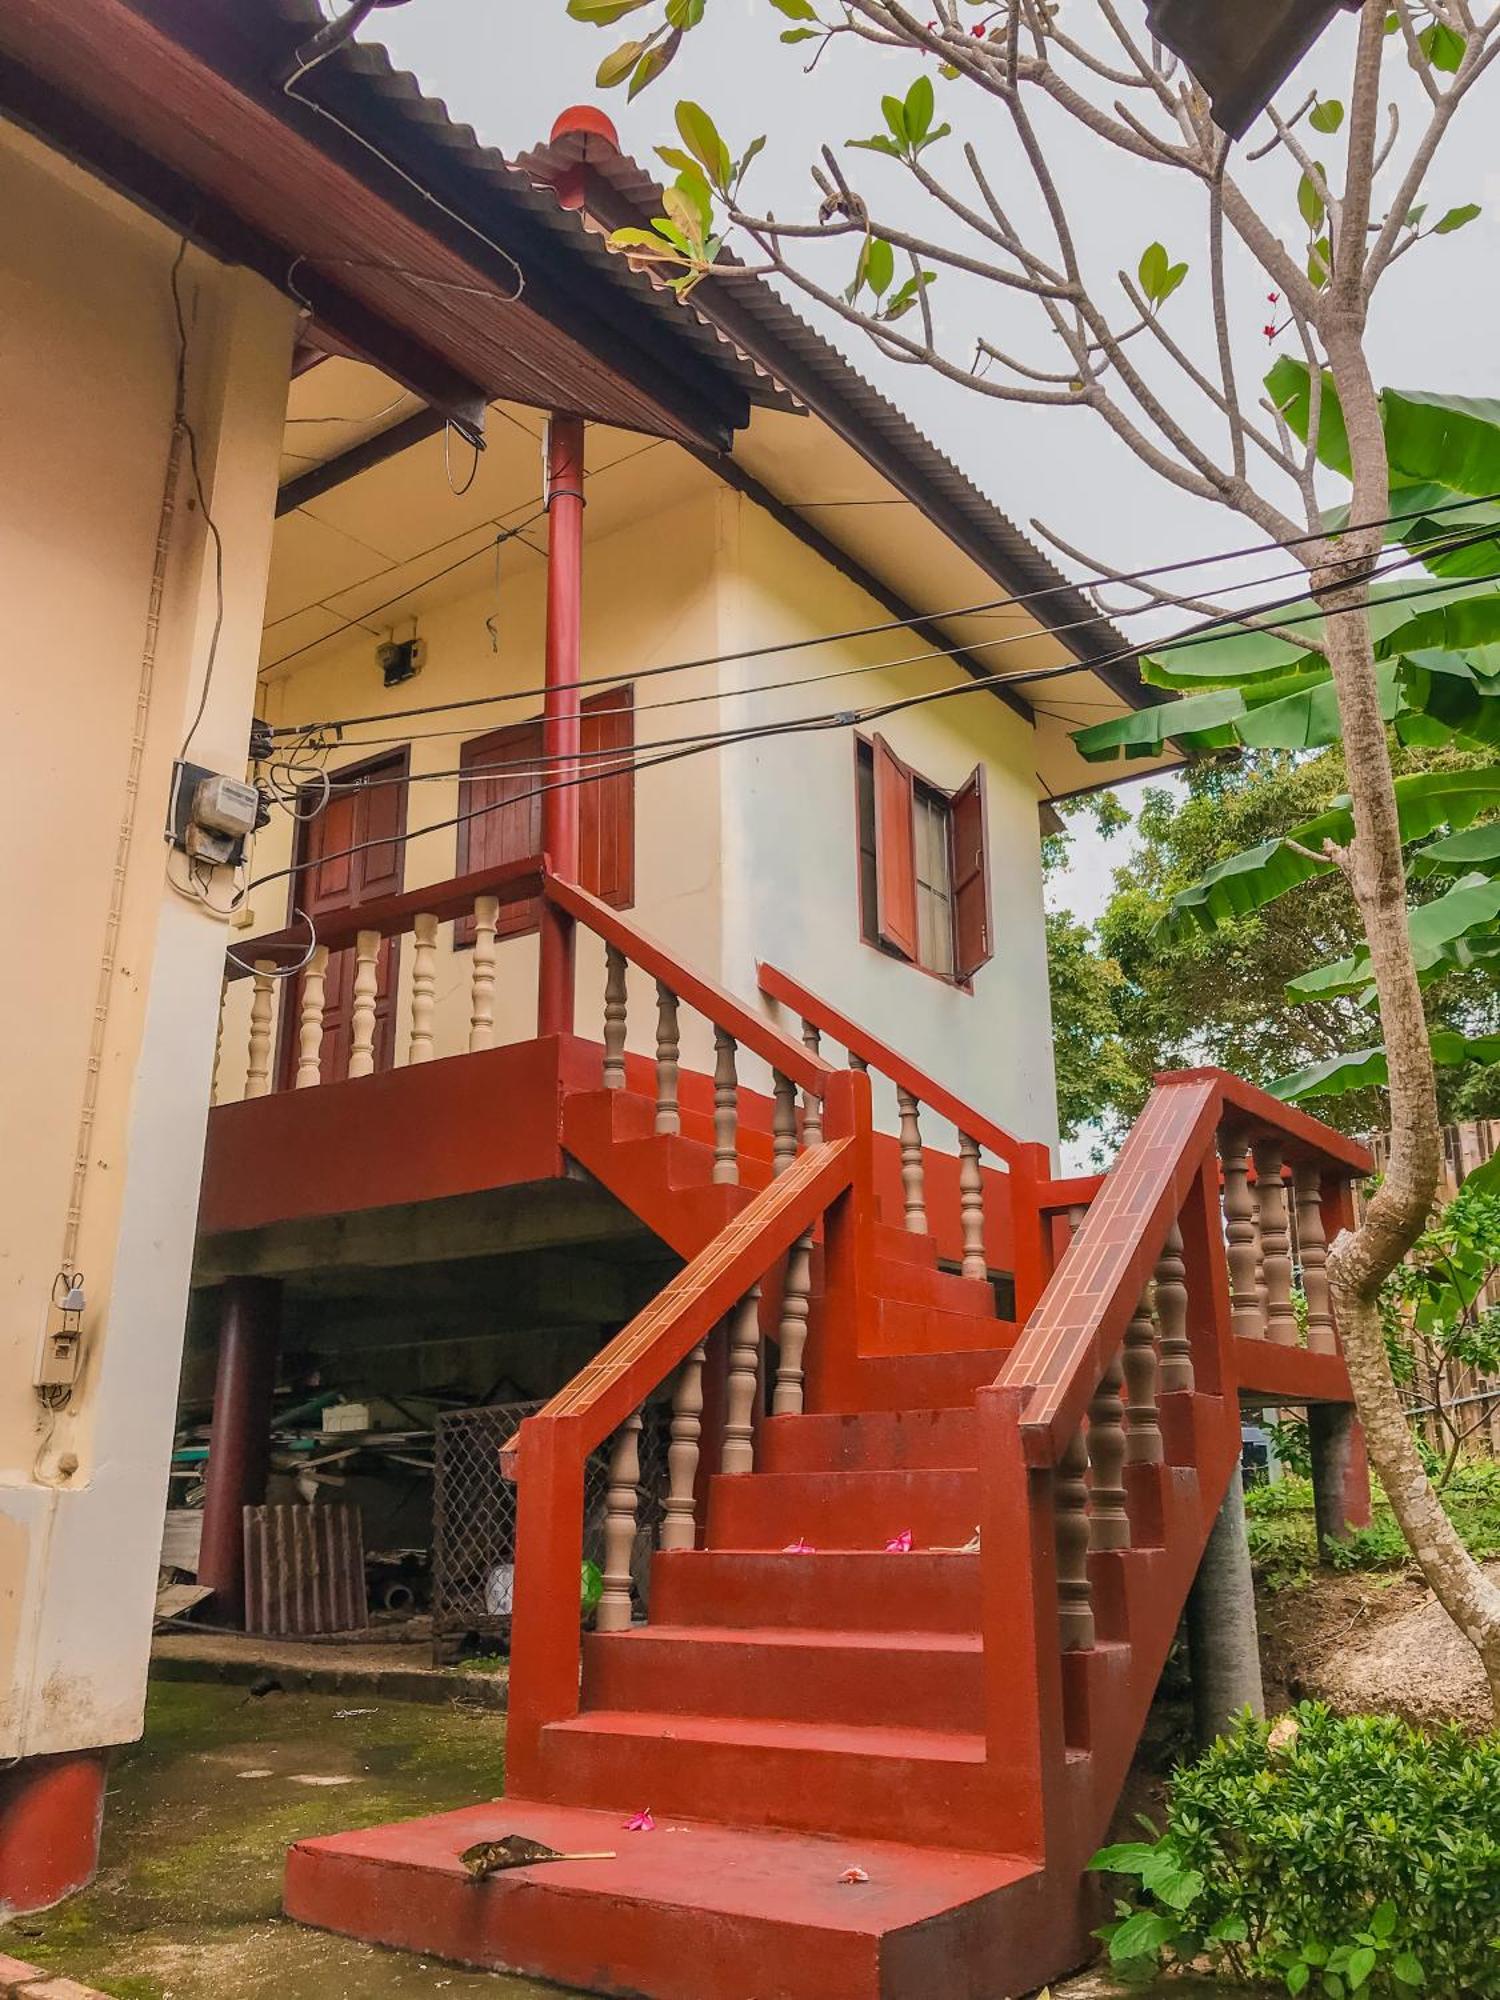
[864,236,895,297]
[1138,241,1169,303]
[1286,874,1500,999]
[1298,167,1327,232]
[1434,201,1482,234]
[1347,1946,1378,1991]
[675,100,732,186]
[847,134,903,156]
[1089,1841,1160,1876]
[1369,1902,1399,1941]
[596,35,651,86]
[769,0,818,13]
[1287,1963,1311,1996]
[1309,98,1345,132]
[904,73,935,143]
[1392,1952,1425,1987]
[882,92,909,145]
[1414,819,1500,874]
[628,28,682,96]
[1265,355,1351,476]
[1419,19,1467,69]
[666,0,705,25]
[567,0,651,21]
[1308,236,1332,288]
[1108,1910,1182,1964]
[780,25,818,39]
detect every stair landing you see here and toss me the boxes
[285,1797,1054,2000]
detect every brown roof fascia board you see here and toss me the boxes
[697,447,1034,726]
[276,408,448,517]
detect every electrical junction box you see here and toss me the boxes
[166,761,264,868]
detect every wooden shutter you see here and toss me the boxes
[579,685,634,910]
[872,734,918,962]
[456,717,544,942]
[951,763,993,982]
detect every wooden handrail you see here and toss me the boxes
[522,1136,855,1463]
[1162,1066,1374,1174]
[544,875,834,1096]
[757,962,1047,1173]
[226,855,546,978]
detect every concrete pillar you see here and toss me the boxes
[1309,1402,1372,1554]
[0,1749,106,1916]
[1186,1468,1264,1747]
[197,1277,282,1624]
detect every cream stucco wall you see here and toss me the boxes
[231,451,1058,1158]
[0,126,294,1755]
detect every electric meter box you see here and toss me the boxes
[166,760,264,868]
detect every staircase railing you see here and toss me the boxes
[551,879,835,1187]
[758,961,1052,1315]
[978,1069,1370,1864]
[505,1067,872,1780]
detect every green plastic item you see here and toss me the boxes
[580,1559,603,1616]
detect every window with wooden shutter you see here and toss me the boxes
[871,734,919,962]
[854,736,992,986]
[456,685,635,942]
[950,764,993,981]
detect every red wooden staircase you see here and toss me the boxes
[281,880,1371,2000]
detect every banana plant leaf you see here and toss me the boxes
[1285,874,1500,1001]
[1161,767,1500,937]
[1269,1028,1500,1102]
[1267,362,1500,499]
[1413,821,1500,876]
[1074,668,1341,762]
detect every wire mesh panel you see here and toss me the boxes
[432,1399,670,1649]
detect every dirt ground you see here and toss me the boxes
[3,1680,572,2000]
[1259,1559,1500,1732]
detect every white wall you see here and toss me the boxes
[0,124,294,1755]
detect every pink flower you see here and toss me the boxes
[1263,324,1277,340]
[782,1537,815,1553]
[885,1529,914,1553]
[625,1808,655,1832]
[1267,291,1280,305]
[839,1866,870,1884]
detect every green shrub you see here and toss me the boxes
[1322,1520,1408,1572]
[1092,1704,1500,1996]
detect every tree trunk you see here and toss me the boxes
[1318,312,1500,1707]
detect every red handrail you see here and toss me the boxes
[757,961,1047,1174]
[545,876,835,1097]
[226,854,546,977]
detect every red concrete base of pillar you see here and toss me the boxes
[0,1749,106,1915]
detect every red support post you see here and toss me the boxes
[197,1276,282,1625]
[538,412,586,1039]
[0,1749,106,1914]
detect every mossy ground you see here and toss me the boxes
[2,1678,578,1999]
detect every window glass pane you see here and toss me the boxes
[913,786,954,977]
[856,743,879,946]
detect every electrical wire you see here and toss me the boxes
[246,537,1500,898]
[266,484,1500,742]
[269,519,1500,794]
[172,240,228,762]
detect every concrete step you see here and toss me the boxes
[706,1467,979,1553]
[759,1408,979,1475]
[285,1797,1048,2000]
[872,1257,998,1316]
[866,1298,1003,1358]
[581,1624,984,1733]
[648,1549,980,1635]
[843,1349,1012,1413]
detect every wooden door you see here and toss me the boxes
[279,750,409,1087]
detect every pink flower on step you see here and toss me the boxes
[625,1808,655,1832]
[839,1866,870,1885]
[782,1537,815,1553]
[885,1529,913,1553]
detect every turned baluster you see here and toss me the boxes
[849,1052,870,1074]
[1254,1136,1297,1344]
[772,1071,798,1177]
[800,1022,823,1146]
[654,983,680,1136]
[295,946,329,1088]
[897,1087,927,1235]
[603,943,628,1089]
[712,1028,739,1186]
[959,1133,987,1280]
[721,1288,762,1474]
[1087,1354,1130,1550]
[468,895,499,1053]
[245,960,276,1099]
[1296,1163,1337,1352]
[1055,1425,1095,1651]
[347,929,380,1078]
[1067,1203,1088,1239]
[408,914,438,1064]
[596,1412,643,1632]
[1221,1128,1264,1340]
[660,1344,706,1552]
[1155,1221,1193,1393]
[774,1231,814,1418]
[1123,1287,1163,1464]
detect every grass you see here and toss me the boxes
[1245,1459,1500,1589]
[0,1678,573,2000]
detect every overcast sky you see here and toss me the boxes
[372,0,1500,924]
